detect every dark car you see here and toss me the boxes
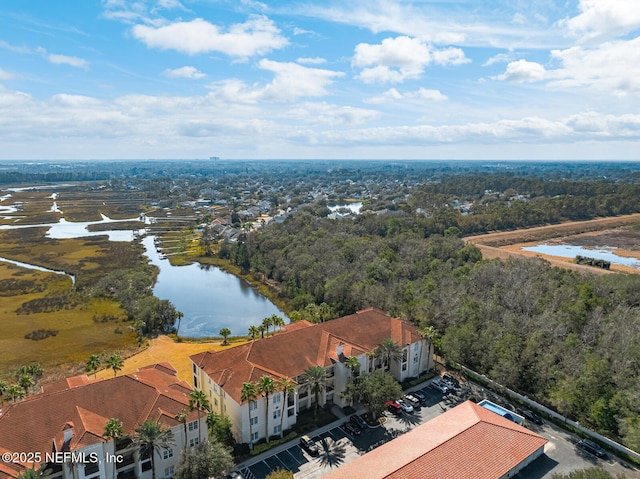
[577,439,608,459]
[300,435,321,456]
[412,390,428,405]
[442,373,460,388]
[386,400,402,415]
[350,414,368,430]
[521,409,543,425]
[344,421,361,436]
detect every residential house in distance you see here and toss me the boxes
[190,308,432,444]
[0,363,204,479]
[323,400,548,479]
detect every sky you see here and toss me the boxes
[0,0,639,161]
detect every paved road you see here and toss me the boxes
[234,380,640,479]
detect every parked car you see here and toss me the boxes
[300,435,321,456]
[429,379,449,394]
[344,421,361,436]
[520,409,543,425]
[442,373,460,389]
[412,390,428,405]
[577,439,608,459]
[386,400,403,415]
[350,414,368,430]
[225,473,244,479]
[397,398,414,413]
[404,394,421,408]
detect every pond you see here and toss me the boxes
[142,236,286,337]
[521,243,640,269]
[0,210,287,338]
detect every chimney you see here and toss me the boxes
[336,343,344,358]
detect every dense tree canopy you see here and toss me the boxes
[224,209,640,450]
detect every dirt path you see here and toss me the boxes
[95,335,248,383]
[466,214,640,275]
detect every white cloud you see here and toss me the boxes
[297,57,326,65]
[207,60,344,103]
[132,16,288,57]
[560,0,640,40]
[495,60,546,83]
[286,102,379,126]
[366,87,447,104]
[546,37,640,95]
[353,36,469,84]
[0,68,15,81]
[512,13,526,25]
[163,66,206,79]
[47,54,90,70]
[483,52,515,67]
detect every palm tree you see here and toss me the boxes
[248,325,261,341]
[276,377,296,438]
[105,353,124,377]
[189,389,211,443]
[18,374,33,396]
[219,328,231,346]
[0,380,6,407]
[17,466,51,479]
[299,365,329,422]
[270,314,285,332]
[174,409,189,451]
[175,311,184,337]
[258,324,267,339]
[344,356,361,377]
[258,376,276,443]
[133,420,175,479]
[103,418,124,479]
[261,316,273,337]
[365,350,377,373]
[240,382,258,446]
[6,384,24,403]
[85,354,101,379]
[375,338,403,371]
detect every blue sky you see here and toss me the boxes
[1,0,639,160]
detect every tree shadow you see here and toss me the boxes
[396,412,422,427]
[316,437,347,469]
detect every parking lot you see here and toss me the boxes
[235,381,640,479]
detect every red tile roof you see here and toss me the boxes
[323,401,548,479]
[0,363,198,476]
[191,308,422,404]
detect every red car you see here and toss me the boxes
[386,400,402,415]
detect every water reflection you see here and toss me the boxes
[0,207,287,338]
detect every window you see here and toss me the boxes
[274,425,281,435]
[273,409,281,420]
[402,349,408,362]
[188,420,198,431]
[189,437,199,447]
[84,463,99,476]
[250,416,258,426]
[402,363,407,371]
[214,398,218,406]
[273,393,281,404]
[251,431,259,441]
[163,448,173,460]
[249,400,257,411]
[164,466,175,478]
[413,356,419,363]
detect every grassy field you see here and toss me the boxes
[0,261,134,381]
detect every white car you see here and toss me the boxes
[397,398,414,413]
[429,379,449,394]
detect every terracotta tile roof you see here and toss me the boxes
[323,401,548,479]
[191,308,421,404]
[0,363,198,466]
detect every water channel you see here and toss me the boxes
[0,211,287,338]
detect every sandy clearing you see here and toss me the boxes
[467,214,640,275]
[95,335,249,383]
